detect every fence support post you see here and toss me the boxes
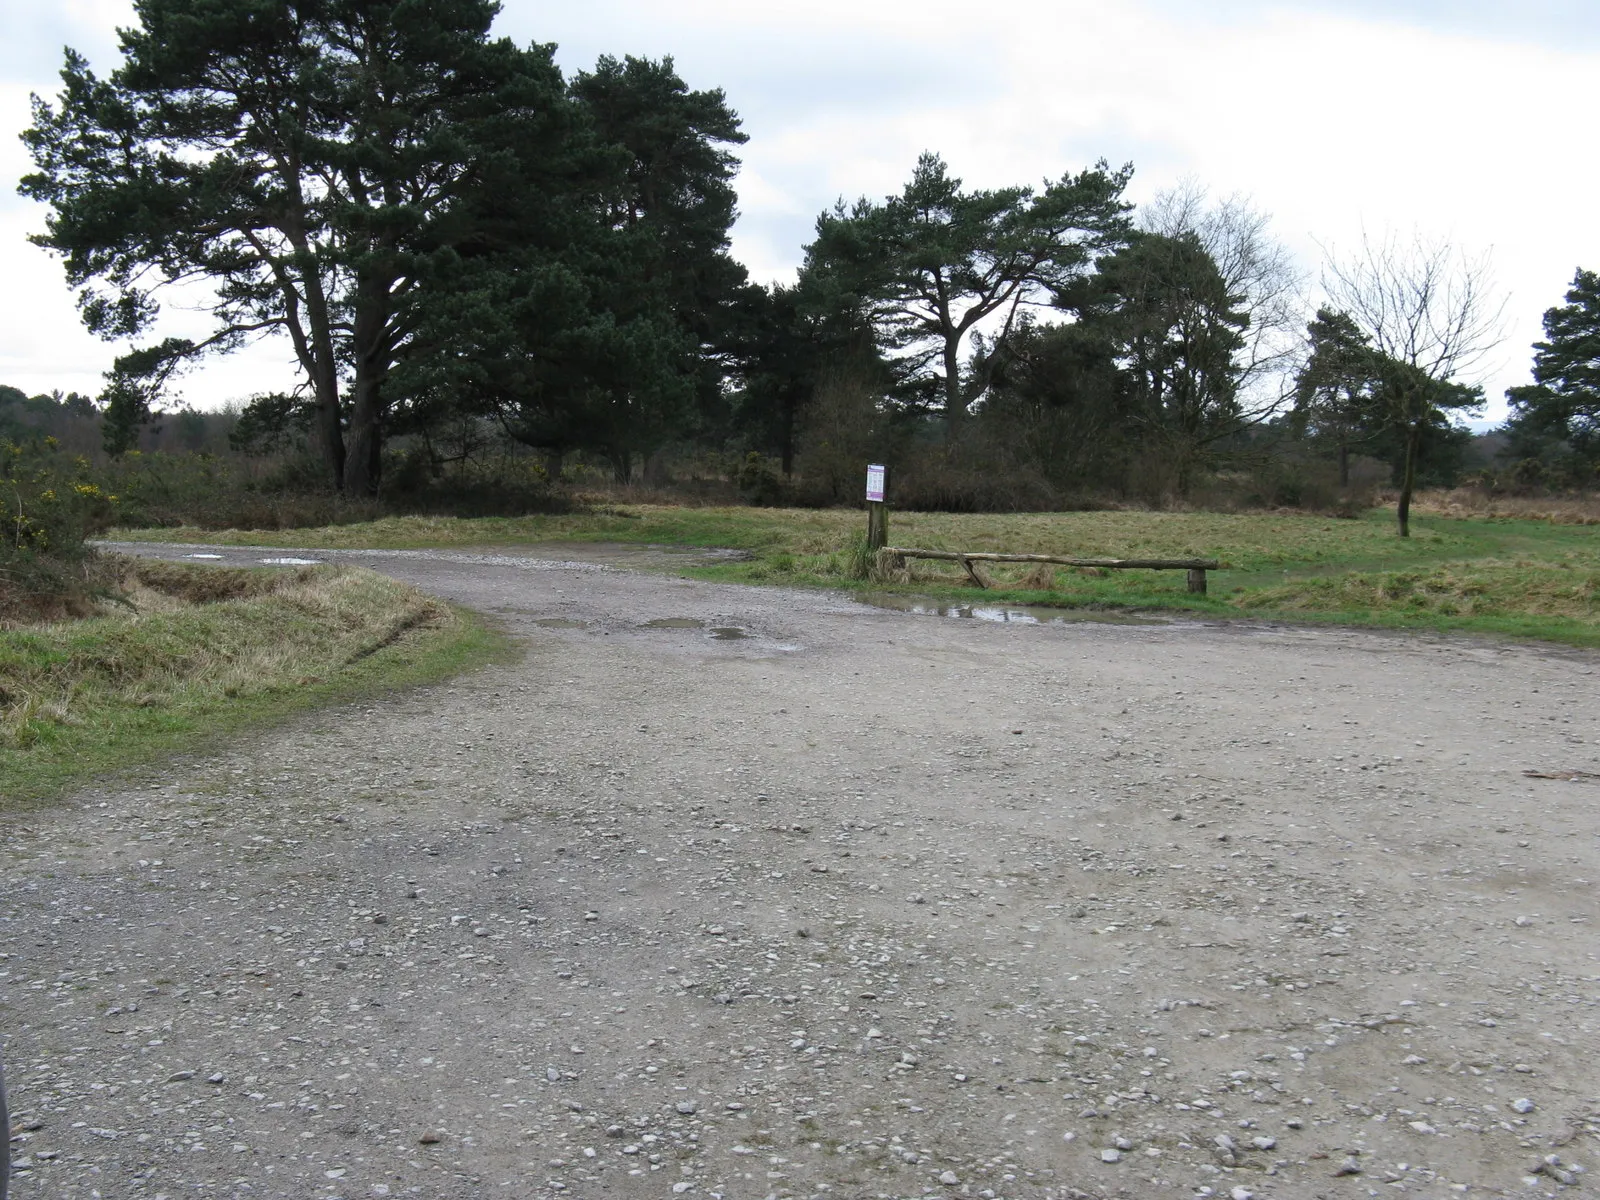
[1187,568,1207,595]
[865,464,890,551]
[867,503,887,551]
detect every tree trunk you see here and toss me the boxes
[298,280,346,492]
[780,392,796,477]
[942,337,965,440]
[1396,425,1420,538]
[1338,442,1350,488]
[611,448,633,484]
[343,288,390,498]
[344,373,383,498]
[311,370,345,493]
[1173,441,1195,498]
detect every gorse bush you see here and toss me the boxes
[1,437,118,557]
[0,438,122,623]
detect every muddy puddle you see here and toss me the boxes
[641,618,755,641]
[534,618,588,629]
[856,592,1167,626]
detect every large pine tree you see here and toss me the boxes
[1506,268,1600,467]
[22,0,587,494]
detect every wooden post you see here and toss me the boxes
[1187,568,1207,595]
[867,503,887,551]
[865,463,889,551]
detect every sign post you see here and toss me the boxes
[865,463,889,551]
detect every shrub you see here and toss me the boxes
[0,438,118,556]
[736,452,787,506]
[0,438,123,623]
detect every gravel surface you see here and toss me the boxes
[4,543,1599,1199]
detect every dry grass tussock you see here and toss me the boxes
[1237,560,1600,623]
[1,559,451,752]
[1017,563,1059,590]
[1407,488,1600,525]
[0,554,121,626]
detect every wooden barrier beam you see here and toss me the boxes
[880,546,1221,593]
[881,548,1220,570]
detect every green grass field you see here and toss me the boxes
[110,503,1600,648]
[1,562,512,806]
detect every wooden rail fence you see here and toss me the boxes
[880,547,1223,594]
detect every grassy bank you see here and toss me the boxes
[1,560,511,806]
[109,503,1600,648]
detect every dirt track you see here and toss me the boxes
[4,543,1599,1200]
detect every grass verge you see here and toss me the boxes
[1,559,513,808]
[108,502,1600,649]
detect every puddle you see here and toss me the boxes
[709,627,749,640]
[534,618,588,629]
[183,553,224,560]
[856,592,1166,626]
[259,557,322,566]
[643,617,706,630]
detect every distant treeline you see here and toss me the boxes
[15,0,1598,515]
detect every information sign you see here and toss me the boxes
[865,463,886,503]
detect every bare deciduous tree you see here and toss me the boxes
[1322,229,1504,380]
[1141,180,1306,418]
[1321,230,1506,535]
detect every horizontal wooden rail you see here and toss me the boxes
[880,546,1222,594]
[882,548,1219,570]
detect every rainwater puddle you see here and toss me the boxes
[183,553,224,560]
[534,618,588,629]
[857,592,1166,626]
[709,627,749,640]
[642,617,705,630]
[259,557,322,566]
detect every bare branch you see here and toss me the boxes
[1142,179,1307,410]
[1319,227,1508,385]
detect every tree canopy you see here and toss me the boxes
[1505,268,1600,473]
[21,1,748,492]
[800,152,1132,434]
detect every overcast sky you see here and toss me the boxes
[3,0,1597,428]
